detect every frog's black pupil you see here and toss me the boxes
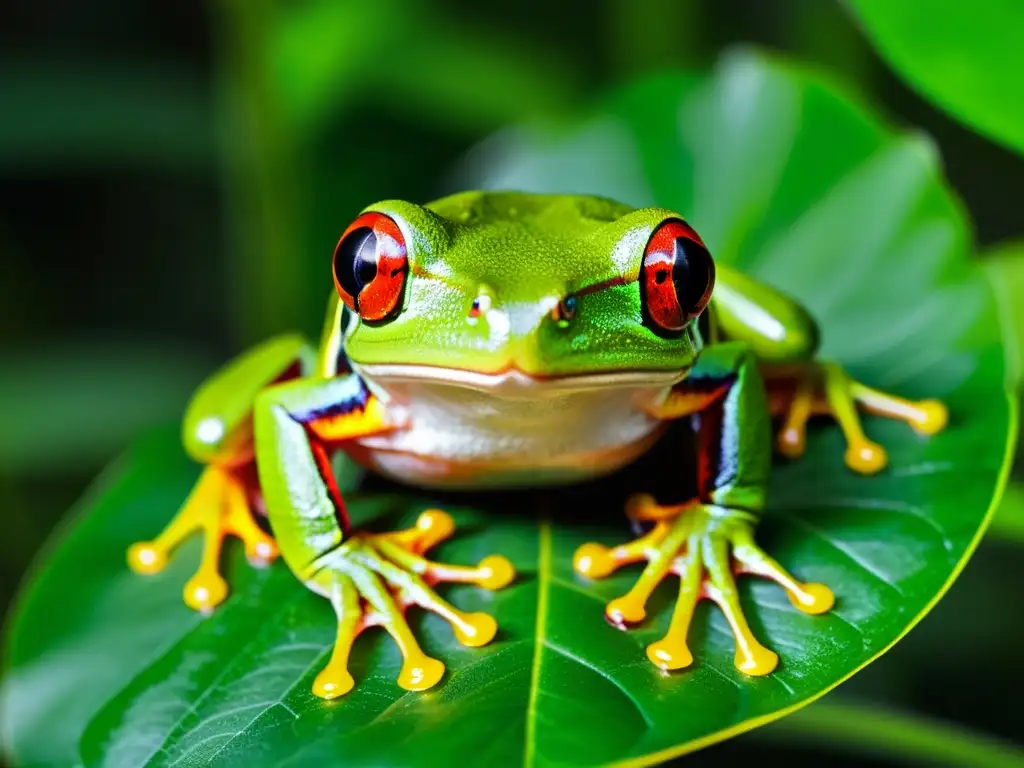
[672,236,712,314]
[335,227,377,299]
[564,297,577,314]
[355,251,377,287]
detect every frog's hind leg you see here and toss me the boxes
[766,361,948,475]
[127,334,315,611]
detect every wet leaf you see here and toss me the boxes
[1,49,1013,767]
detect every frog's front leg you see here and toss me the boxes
[766,362,948,474]
[254,374,514,699]
[573,343,834,675]
[127,335,312,610]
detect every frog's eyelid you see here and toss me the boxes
[410,263,454,284]
[574,275,637,297]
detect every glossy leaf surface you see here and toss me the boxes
[845,0,1024,155]
[1,49,1013,767]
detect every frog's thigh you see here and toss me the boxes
[708,264,819,364]
[183,333,318,465]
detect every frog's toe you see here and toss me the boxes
[646,635,694,671]
[702,534,780,676]
[844,440,888,475]
[788,582,835,615]
[732,530,835,615]
[396,653,446,692]
[771,371,815,461]
[312,667,355,700]
[574,514,674,583]
[359,567,450,691]
[452,612,498,648]
[126,542,167,574]
[573,543,617,578]
[373,522,516,591]
[244,536,279,567]
[385,509,456,554]
[184,570,229,612]
[776,425,806,460]
[476,555,516,590]
[910,399,949,435]
[312,572,363,700]
[390,512,517,590]
[367,542,503,648]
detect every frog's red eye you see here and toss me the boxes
[640,218,715,335]
[333,212,409,322]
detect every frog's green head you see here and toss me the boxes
[330,191,714,392]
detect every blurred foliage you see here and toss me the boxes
[0,339,214,475]
[0,59,214,172]
[845,0,1024,157]
[761,698,1024,768]
[2,0,1024,766]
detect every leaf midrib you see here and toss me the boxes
[523,521,551,768]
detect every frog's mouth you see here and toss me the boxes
[351,362,690,397]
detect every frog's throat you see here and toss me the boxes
[349,362,690,398]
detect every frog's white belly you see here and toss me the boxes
[349,364,686,489]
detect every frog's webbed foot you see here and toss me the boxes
[308,510,515,700]
[127,465,278,612]
[766,361,948,474]
[574,494,833,675]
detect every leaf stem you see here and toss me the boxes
[756,697,1024,768]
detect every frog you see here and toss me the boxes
[127,191,948,700]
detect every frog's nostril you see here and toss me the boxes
[550,296,578,328]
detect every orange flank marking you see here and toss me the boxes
[644,384,729,420]
[307,395,392,442]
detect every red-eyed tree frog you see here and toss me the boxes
[127,192,947,700]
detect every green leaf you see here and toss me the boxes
[1,49,1014,767]
[844,0,1024,155]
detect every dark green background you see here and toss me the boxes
[1,1,1022,765]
